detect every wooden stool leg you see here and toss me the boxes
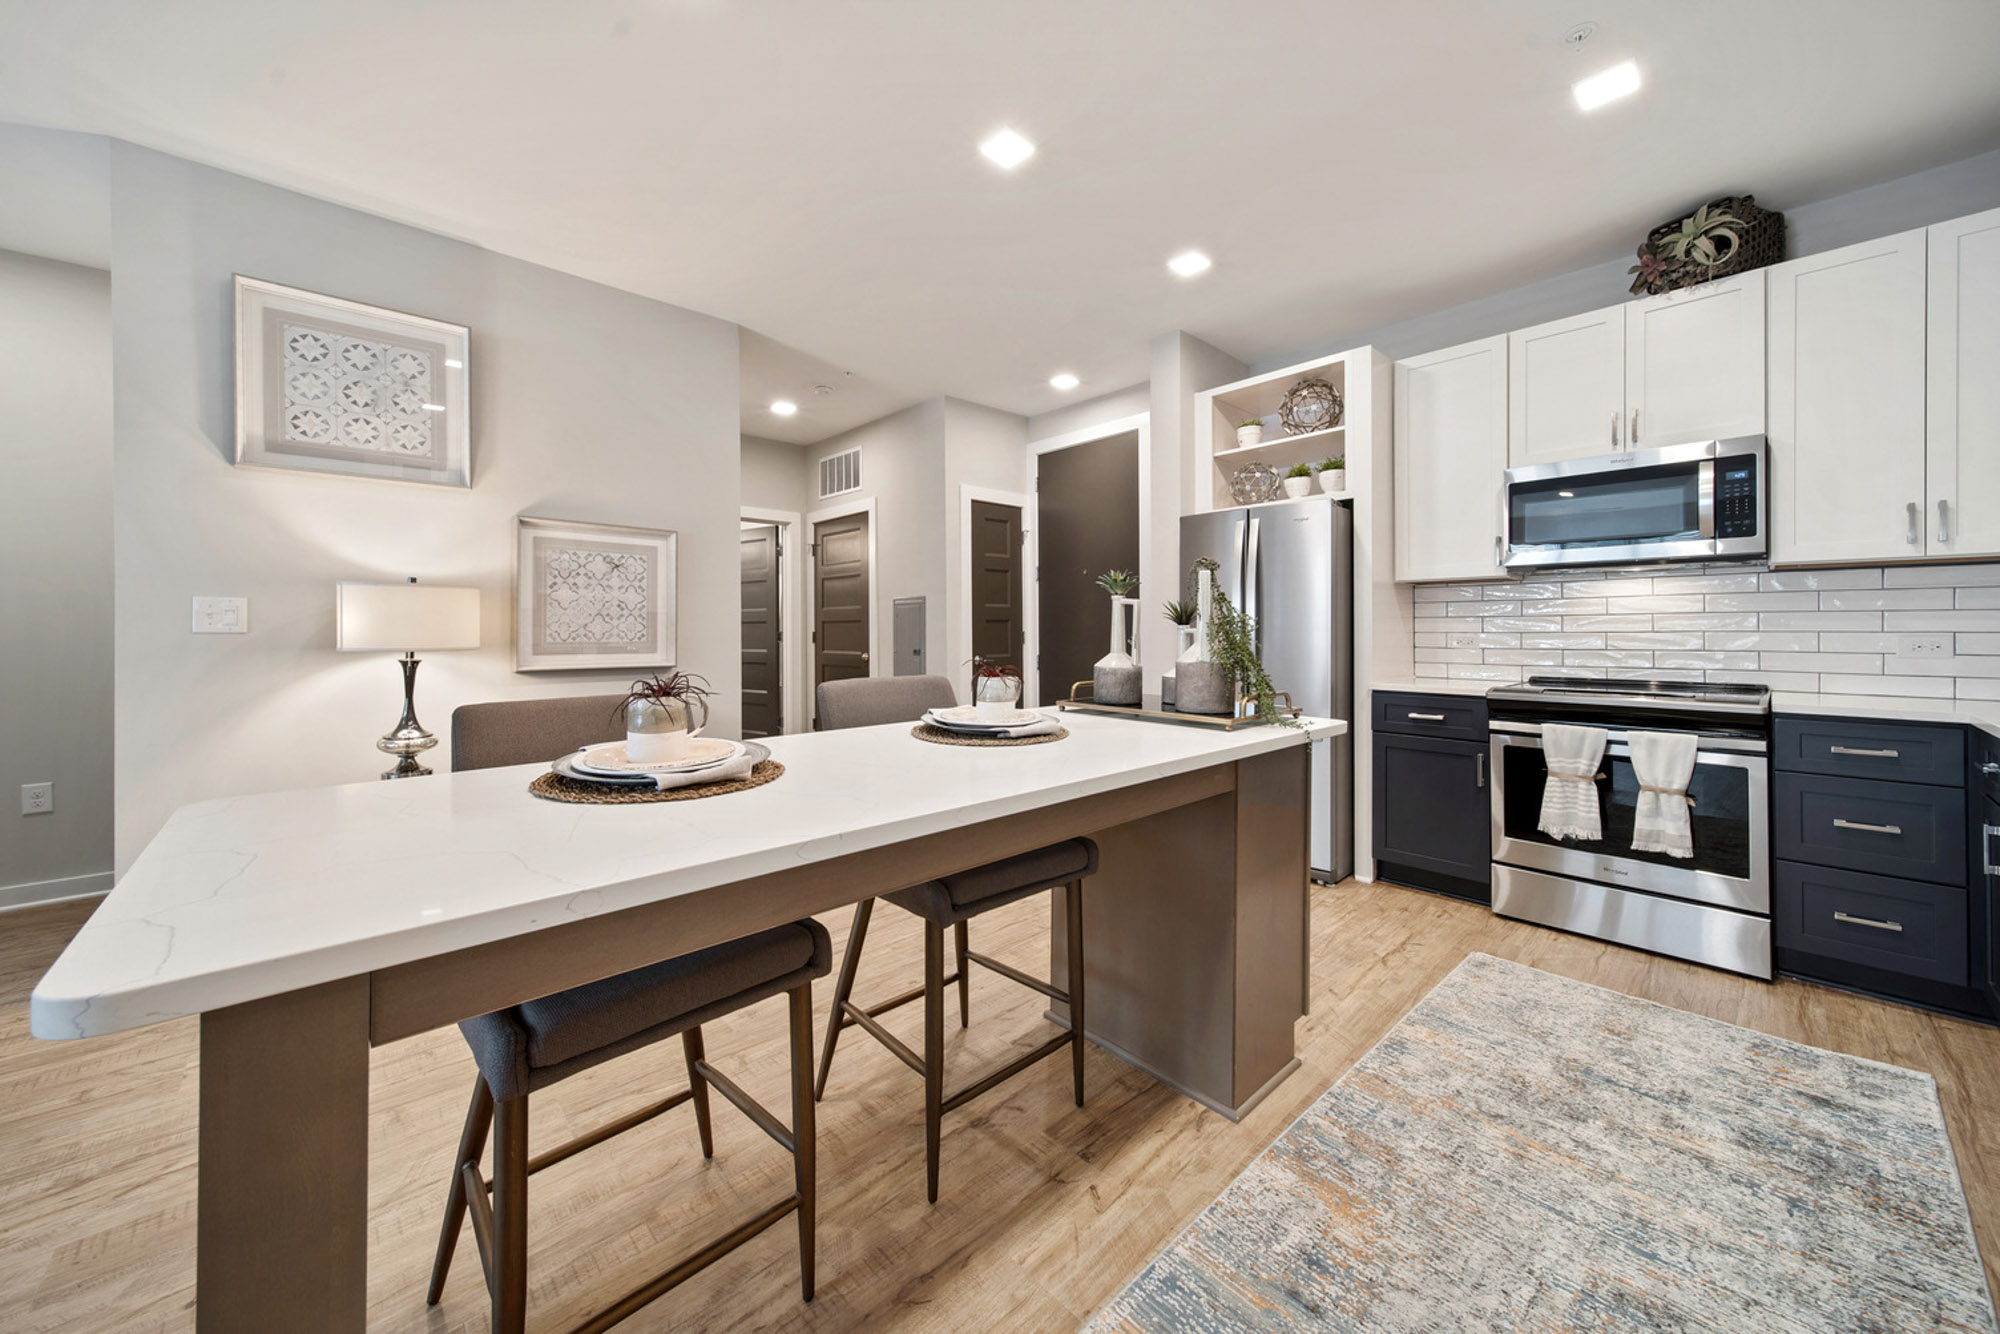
[813,900,873,1101]
[923,920,945,1204]
[682,1026,715,1158]
[428,1075,494,1305]
[953,920,970,1028]
[1066,880,1086,1108]
[788,983,817,1301]
[490,1095,530,1334]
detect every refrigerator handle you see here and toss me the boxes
[1244,516,1261,647]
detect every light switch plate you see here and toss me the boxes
[192,596,249,634]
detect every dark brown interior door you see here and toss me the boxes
[813,511,870,697]
[740,523,781,739]
[1037,431,1140,703]
[969,500,1023,689]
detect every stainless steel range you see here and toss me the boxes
[1486,676,1773,979]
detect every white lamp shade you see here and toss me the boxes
[336,582,481,652]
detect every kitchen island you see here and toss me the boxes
[32,709,1342,1331]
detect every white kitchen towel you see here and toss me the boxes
[1538,724,1606,841]
[1629,729,1699,858]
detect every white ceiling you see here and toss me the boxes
[4,0,1999,444]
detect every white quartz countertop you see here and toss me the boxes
[1771,692,2000,739]
[1370,678,1496,698]
[32,711,1344,1041]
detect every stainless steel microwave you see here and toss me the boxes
[1503,436,1766,570]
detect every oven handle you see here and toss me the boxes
[1489,719,1768,755]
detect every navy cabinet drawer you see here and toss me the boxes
[1774,717,1964,784]
[1774,773,1966,886]
[1775,861,1967,986]
[1374,691,1488,742]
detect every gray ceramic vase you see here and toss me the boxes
[1174,661,1234,716]
[1093,662,1142,707]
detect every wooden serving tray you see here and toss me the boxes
[1057,682,1299,731]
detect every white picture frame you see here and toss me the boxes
[234,275,471,488]
[515,516,679,672]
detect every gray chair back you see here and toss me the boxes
[815,676,957,731]
[451,695,630,772]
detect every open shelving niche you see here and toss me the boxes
[1191,347,1414,884]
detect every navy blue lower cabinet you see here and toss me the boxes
[1372,730,1491,904]
[1774,772,1967,886]
[1774,861,1967,987]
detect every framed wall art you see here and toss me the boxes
[515,516,679,672]
[234,275,471,487]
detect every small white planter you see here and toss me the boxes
[1235,423,1264,449]
[1317,468,1346,493]
[1281,476,1313,500]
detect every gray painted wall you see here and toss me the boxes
[0,249,113,902]
[741,433,809,515]
[110,142,741,871]
[1026,382,1149,444]
[0,123,109,270]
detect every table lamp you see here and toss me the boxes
[335,578,481,779]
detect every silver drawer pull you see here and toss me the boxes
[1834,911,1904,933]
[1829,745,1898,758]
[1407,712,1447,721]
[1833,818,1903,836]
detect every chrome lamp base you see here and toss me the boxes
[377,652,439,780]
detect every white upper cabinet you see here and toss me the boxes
[1624,273,1766,448]
[1927,205,2000,560]
[1508,306,1625,465]
[1396,336,1509,582]
[1767,228,1928,565]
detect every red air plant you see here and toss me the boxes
[614,671,713,721]
[968,657,1022,690]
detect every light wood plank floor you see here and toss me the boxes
[5,878,1996,1331]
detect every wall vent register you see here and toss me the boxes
[818,447,862,499]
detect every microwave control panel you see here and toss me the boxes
[1716,459,1759,538]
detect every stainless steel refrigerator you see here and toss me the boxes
[1180,497,1353,881]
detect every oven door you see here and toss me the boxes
[1490,724,1769,913]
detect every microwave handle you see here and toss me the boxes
[1697,458,1716,538]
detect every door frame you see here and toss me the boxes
[953,484,1035,709]
[740,506,804,737]
[804,497,879,728]
[1027,412,1150,709]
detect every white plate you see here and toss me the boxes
[925,706,1047,731]
[573,737,746,775]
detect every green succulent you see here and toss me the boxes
[1095,568,1139,597]
[1285,462,1314,479]
[1236,417,1264,429]
[1162,598,1197,626]
[1658,203,1741,273]
[1320,456,1345,471]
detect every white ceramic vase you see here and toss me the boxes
[1092,596,1142,706]
[1235,423,1263,449]
[973,673,1021,720]
[1282,476,1312,500]
[1317,468,1345,493]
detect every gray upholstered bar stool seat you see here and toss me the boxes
[811,675,1098,1204]
[429,697,831,1334]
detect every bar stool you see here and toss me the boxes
[428,698,831,1333]
[811,676,1098,1203]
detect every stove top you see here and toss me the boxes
[1487,675,1771,722]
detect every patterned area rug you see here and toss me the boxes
[1088,954,1997,1332]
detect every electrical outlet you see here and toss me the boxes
[21,782,52,815]
[1896,634,1950,659]
[1451,632,1480,648]
[192,596,248,634]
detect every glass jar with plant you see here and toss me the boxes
[1091,569,1142,705]
[968,657,1023,718]
[617,671,712,763]
[1235,417,1265,449]
[1317,455,1346,493]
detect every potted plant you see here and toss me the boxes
[968,657,1023,718]
[1317,455,1346,492]
[1091,569,1141,705]
[616,671,712,763]
[1173,559,1298,724]
[1235,417,1265,449]
[1282,462,1314,500]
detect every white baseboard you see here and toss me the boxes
[0,871,112,913]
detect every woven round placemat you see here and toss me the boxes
[910,723,1068,747]
[528,760,784,804]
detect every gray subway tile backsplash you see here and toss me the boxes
[1403,561,2000,701]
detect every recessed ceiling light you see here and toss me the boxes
[1573,59,1640,111]
[770,399,798,416]
[1167,249,1213,278]
[979,127,1036,170]
[1049,372,1081,391]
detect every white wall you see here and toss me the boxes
[1026,382,1149,444]
[1147,332,1246,673]
[0,249,113,904]
[110,142,742,870]
[943,397,1029,693]
[741,433,809,515]
[0,123,109,270]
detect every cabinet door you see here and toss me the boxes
[1372,732,1491,894]
[1766,229,1928,565]
[1508,305,1625,465]
[1928,207,2000,559]
[1395,336,1508,582]
[1983,797,2000,1016]
[1625,274,1766,448]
